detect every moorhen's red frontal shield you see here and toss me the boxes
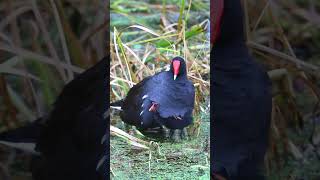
[172,60,181,80]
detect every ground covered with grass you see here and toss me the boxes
[110,104,210,179]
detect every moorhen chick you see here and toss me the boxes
[111,57,195,141]
[211,0,272,179]
[0,57,108,180]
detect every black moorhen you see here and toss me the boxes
[0,57,108,180]
[111,57,195,140]
[211,0,272,179]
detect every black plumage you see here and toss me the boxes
[0,57,108,180]
[211,0,272,179]
[112,57,195,133]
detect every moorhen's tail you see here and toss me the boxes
[0,118,44,154]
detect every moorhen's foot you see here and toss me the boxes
[162,126,170,138]
[165,128,189,142]
[124,124,134,135]
[124,124,145,137]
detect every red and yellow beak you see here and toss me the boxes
[172,60,181,80]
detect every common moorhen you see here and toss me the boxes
[0,57,108,180]
[111,57,195,141]
[211,0,272,179]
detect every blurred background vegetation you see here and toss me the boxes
[0,0,108,179]
[245,0,320,179]
[0,0,319,179]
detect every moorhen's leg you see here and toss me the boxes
[161,126,170,138]
[181,128,189,140]
[171,129,181,142]
[167,128,189,142]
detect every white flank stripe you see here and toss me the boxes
[142,95,148,99]
[110,106,122,111]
